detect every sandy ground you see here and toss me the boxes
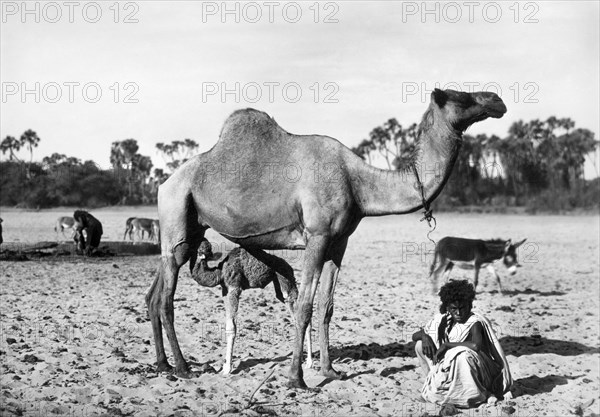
[0,210,599,416]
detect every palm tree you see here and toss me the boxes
[0,136,22,161]
[20,129,40,163]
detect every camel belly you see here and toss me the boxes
[219,225,306,250]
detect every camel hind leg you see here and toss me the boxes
[150,190,206,377]
[146,266,171,371]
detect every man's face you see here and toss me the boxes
[447,301,472,324]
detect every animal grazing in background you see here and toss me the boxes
[54,216,75,240]
[188,238,312,375]
[146,88,507,387]
[73,210,103,256]
[151,220,160,244]
[430,237,527,294]
[124,217,155,241]
[123,217,136,240]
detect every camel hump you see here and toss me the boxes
[218,108,287,145]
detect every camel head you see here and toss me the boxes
[198,239,214,260]
[430,89,507,133]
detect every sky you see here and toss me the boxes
[1,1,599,177]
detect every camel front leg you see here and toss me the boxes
[223,287,241,375]
[287,235,328,389]
[317,239,347,379]
[283,295,313,368]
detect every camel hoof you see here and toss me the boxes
[320,368,345,380]
[156,362,173,373]
[286,378,309,390]
[174,366,202,379]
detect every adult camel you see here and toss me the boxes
[146,89,507,388]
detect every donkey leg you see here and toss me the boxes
[431,260,448,294]
[442,262,454,283]
[487,264,503,293]
[473,264,481,292]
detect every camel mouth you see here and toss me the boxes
[486,101,507,119]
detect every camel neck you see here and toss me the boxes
[351,108,462,217]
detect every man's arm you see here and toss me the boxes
[434,321,484,363]
[413,328,437,359]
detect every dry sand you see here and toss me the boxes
[0,209,599,416]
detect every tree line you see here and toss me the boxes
[0,133,198,207]
[1,116,598,211]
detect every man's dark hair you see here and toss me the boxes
[438,280,476,314]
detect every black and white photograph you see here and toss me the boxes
[1,1,599,416]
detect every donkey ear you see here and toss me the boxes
[432,88,448,108]
[504,239,512,249]
[515,238,527,248]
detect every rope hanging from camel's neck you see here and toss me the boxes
[412,164,437,247]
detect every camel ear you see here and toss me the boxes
[432,89,448,108]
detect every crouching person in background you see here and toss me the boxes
[73,210,103,256]
[412,280,512,410]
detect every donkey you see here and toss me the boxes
[123,217,154,241]
[430,237,527,293]
[150,220,160,244]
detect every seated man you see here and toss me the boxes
[412,280,512,408]
[73,210,103,256]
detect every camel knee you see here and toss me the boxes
[295,303,313,329]
[160,242,193,269]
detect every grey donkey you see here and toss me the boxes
[191,238,313,375]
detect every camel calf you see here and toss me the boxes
[191,239,312,375]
